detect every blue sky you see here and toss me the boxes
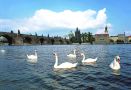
[0,0,131,36]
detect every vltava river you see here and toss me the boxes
[0,45,131,90]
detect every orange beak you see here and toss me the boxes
[118,59,120,63]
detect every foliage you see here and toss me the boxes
[110,39,114,43]
[40,38,45,45]
[68,31,75,43]
[59,39,63,44]
[116,40,124,44]
[81,32,93,44]
[51,38,55,45]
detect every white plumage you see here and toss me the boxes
[53,53,77,69]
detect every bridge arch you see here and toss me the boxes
[23,36,32,44]
[39,38,45,45]
[0,35,14,45]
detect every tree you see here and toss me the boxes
[40,38,45,45]
[110,39,114,43]
[51,38,55,45]
[59,39,63,44]
[87,32,93,44]
[81,33,88,43]
[116,40,124,44]
[68,31,75,43]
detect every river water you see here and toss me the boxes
[0,45,131,90]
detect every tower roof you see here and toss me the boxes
[104,26,108,34]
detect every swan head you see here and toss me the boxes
[115,55,120,63]
[81,53,84,56]
[53,53,58,56]
[74,49,76,51]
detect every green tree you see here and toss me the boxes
[110,39,114,43]
[81,33,88,43]
[40,38,45,45]
[116,40,124,44]
[68,31,75,43]
[59,39,63,44]
[51,38,55,45]
[87,32,93,44]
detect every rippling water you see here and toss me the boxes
[0,45,131,90]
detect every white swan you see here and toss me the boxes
[1,49,5,53]
[109,56,120,70]
[81,53,97,63]
[53,53,78,69]
[67,49,76,58]
[27,50,37,60]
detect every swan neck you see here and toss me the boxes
[74,50,76,55]
[35,51,37,56]
[82,54,85,62]
[54,55,58,68]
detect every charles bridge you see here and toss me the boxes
[0,31,70,45]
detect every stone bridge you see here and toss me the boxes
[0,32,70,45]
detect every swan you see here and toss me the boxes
[67,49,76,58]
[1,49,5,53]
[27,50,37,60]
[53,53,78,69]
[109,56,120,70]
[81,53,97,63]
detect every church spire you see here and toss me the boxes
[104,26,108,34]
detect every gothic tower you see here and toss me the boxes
[104,26,108,34]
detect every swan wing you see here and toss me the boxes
[83,58,97,63]
[27,54,37,59]
[67,54,76,58]
[58,62,77,68]
[110,60,120,70]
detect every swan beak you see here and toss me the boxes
[80,53,83,56]
[118,59,120,63]
[53,53,56,55]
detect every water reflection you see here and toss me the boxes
[0,49,5,53]
[27,59,38,63]
[82,62,97,67]
[112,70,121,75]
[53,67,77,72]
[0,45,130,90]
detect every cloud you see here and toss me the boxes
[0,8,111,34]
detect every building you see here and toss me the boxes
[118,33,125,42]
[110,36,118,43]
[95,26,110,44]
[75,27,81,43]
[128,36,131,43]
[117,32,128,43]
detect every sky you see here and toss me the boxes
[0,0,131,37]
